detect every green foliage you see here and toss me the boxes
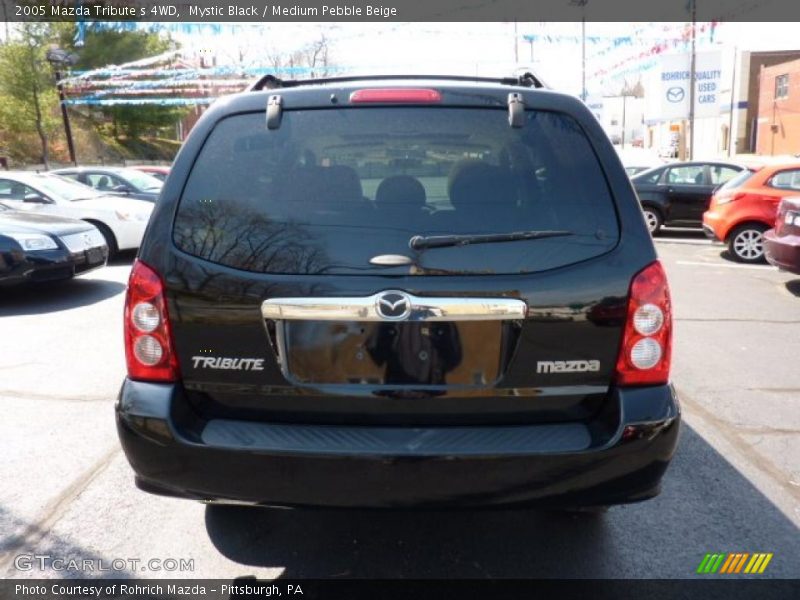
[55,25,188,139]
[0,23,60,163]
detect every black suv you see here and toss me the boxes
[117,75,680,509]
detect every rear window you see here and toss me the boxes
[174,107,619,275]
[719,168,756,191]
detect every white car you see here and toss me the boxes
[0,171,152,256]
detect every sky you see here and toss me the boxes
[168,21,800,97]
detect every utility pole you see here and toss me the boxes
[688,0,697,160]
[570,0,589,101]
[514,21,519,65]
[582,18,587,100]
[622,94,627,149]
[46,47,78,166]
[54,69,77,165]
[727,46,737,157]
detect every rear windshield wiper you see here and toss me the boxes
[409,230,574,250]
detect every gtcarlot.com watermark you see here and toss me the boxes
[13,554,195,573]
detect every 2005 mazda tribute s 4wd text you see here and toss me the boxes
[116,74,680,510]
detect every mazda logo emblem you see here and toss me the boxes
[666,86,685,103]
[375,291,411,321]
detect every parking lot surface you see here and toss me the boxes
[1,234,799,579]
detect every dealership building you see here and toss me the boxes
[639,49,800,159]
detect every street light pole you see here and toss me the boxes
[688,0,697,160]
[54,69,77,166]
[622,94,627,149]
[582,17,586,100]
[570,0,589,101]
[46,47,78,166]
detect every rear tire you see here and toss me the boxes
[642,206,663,235]
[86,220,118,259]
[728,223,768,263]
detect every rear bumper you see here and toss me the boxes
[764,229,800,275]
[116,379,680,508]
[702,210,725,241]
[702,224,720,242]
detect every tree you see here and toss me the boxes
[0,23,59,167]
[268,35,333,79]
[55,25,187,139]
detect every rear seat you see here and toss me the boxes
[432,160,519,231]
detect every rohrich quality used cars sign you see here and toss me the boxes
[660,50,722,120]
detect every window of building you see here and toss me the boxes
[775,74,789,100]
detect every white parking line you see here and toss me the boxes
[655,238,712,246]
[676,260,778,271]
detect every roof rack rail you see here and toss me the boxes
[249,73,547,92]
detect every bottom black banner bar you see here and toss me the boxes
[2,579,799,600]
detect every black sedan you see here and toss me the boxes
[51,167,162,202]
[0,203,108,287]
[631,161,745,234]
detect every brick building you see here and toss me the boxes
[757,58,800,156]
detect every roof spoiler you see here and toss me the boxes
[249,72,547,92]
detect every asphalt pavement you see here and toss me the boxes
[0,233,798,579]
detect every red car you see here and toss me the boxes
[129,165,170,182]
[765,197,800,275]
[703,162,800,263]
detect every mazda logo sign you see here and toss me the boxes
[375,291,411,321]
[666,86,685,103]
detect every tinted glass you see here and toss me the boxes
[86,173,123,191]
[709,165,741,185]
[0,179,34,201]
[120,169,162,191]
[30,175,101,201]
[174,108,619,276]
[666,165,705,185]
[632,168,662,184]
[719,168,756,191]
[769,169,800,191]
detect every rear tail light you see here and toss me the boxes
[124,259,179,382]
[349,88,442,104]
[615,261,672,386]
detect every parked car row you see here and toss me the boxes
[0,166,170,287]
[630,158,800,271]
[53,166,165,202]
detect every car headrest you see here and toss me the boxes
[325,165,363,202]
[97,176,111,189]
[448,160,514,210]
[375,175,426,209]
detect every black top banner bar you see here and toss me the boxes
[3,0,800,22]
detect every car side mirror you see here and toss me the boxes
[23,194,49,204]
